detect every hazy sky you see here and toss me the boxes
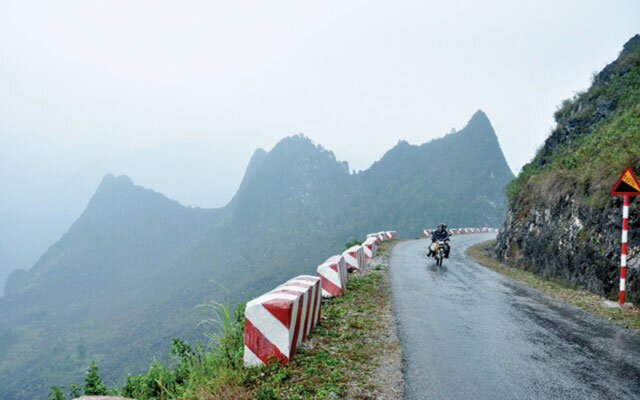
[1,0,639,208]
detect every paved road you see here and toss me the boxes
[390,234,640,400]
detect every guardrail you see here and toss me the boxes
[243,230,397,367]
[423,227,498,237]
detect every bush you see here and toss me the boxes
[84,361,107,396]
[344,239,362,249]
[48,386,66,400]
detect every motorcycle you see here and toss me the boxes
[435,239,446,266]
[429,239,447,266]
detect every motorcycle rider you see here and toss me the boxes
[428,223,451,258]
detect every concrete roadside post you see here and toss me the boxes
[317,255,348,298]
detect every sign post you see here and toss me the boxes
[611,167,640,306]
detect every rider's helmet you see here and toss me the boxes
[438,223,445,231]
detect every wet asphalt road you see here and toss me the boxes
[390,234,640,400]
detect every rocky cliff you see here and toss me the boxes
[496,35,640,303]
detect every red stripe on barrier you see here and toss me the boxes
[245,319,288,365]
[263,299,294,329]
[320,274,342,296]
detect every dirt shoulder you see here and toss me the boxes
[467,240,640,334]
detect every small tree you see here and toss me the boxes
[344,239,362,249]
[84,361,107,395]
[49,386,66,400]
[69,383,82,399]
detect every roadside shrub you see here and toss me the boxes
[83,361,107,395]
[344,239,362,249]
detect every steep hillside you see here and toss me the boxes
[497,35,640,303]
[357,110,513,234]
[0,115,512,399]
[0,176,223,399]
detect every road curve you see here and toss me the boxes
[390,234,640,400]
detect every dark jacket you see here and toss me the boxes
[431,229,450,241]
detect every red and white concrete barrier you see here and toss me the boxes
[317,255,348,298]
[362,238,378,261]
[245,228,402,368]
[367,233,382,244]
[343,245,366,272]
[244,290,302,366]
[244,275,322,367]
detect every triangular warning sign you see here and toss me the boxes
[611,167,640,196]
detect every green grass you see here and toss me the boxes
[468,240,640,333]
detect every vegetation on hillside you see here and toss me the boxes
[358,110,513,232]
[507,35,640,210]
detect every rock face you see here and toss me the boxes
[497,192,637,296]
[496,35,640,303]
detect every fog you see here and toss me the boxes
[0,0,638,290]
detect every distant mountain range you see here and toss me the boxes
[0,110,513,399]
[0,138,255,296]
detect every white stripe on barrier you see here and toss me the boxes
[244,345,263,366]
